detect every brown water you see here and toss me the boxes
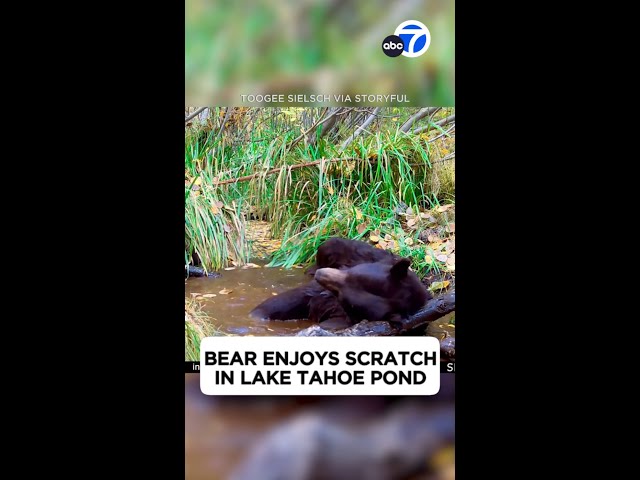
[186,263,456,339]
[184,375,300,480]
[185,374,456,480]
[185,262,316,335]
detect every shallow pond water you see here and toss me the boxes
[185,261,455,343]
[184,375,298,480]
[185,374,456,480]
[185,262,316,335]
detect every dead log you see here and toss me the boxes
[296,290,455,338]
[185,266,221,278]
[212,157,358,186]
[296,322,455,360]
[440,336,455,359]
[397,290,455,331]
[296,320,397,337]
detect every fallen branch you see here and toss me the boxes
[426,124,455,144]
[213,106,233,144]
[439,336,455,359]
[399,290,456,330]
[296,290,455,337]
[341,107,381,150]
[185,107,207,123]
[287,107,328,149]
[185,265,221,278]
[411,114,456,135]
[290,107,354,149]
[212,157,358,185]
[400,107,441,133]
[209,139,455,186]
[296,320,397,337]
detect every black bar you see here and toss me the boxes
[185,361,200,373]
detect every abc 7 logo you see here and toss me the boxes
[382,20,431,58]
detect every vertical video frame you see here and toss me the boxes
[185,107,455,480]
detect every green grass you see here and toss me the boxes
[185,107,455,278]
[185,299,224,361]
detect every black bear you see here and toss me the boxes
[314,258,431,325]
[249,237,431,328]
[305,237,400,275]
[249,279,325,321]
[250,237,392,321]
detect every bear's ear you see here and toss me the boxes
[390,258,411,278]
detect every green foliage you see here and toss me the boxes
[185,299,224,361]
[185,107,455,278]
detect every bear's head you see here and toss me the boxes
[314,258,431,323]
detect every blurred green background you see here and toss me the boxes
[185,0,454,106]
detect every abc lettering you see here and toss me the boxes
[383,42,403,50]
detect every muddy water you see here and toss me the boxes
[185,261,456,339]
[185,374,456,480]
[185,262,316,335]
[184,375,299,480]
